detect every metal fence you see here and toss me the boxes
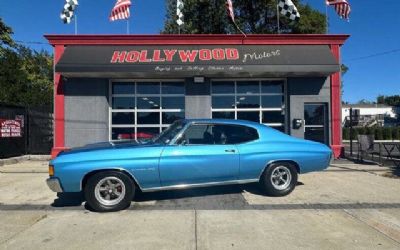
[0,103,53,158]
[344,140,400,167]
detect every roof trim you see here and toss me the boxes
[44,34,349,46]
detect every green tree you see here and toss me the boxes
[376,95,400,106]
[162,0,326,34]
[0,18,53,107]
[0,17,16,51]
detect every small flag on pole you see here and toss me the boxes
[326,0,351,20]
[278,0,300,21]
[60,0,78,24]
[225,0,246,36]
[226,0,235,23]
[110,0,131,21]
[176,0,184,26]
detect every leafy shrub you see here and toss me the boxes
[375,127,383,140]
[352,128,359,140]
[357,127,366,136]
[392,128,400,140]
[342,127,400,140]
[342,128,350,140]
[383,127,392,140]
[365,127,374,136]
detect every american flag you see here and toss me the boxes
[226,0,235,23]
[110,0,131,21]
[326,0,351,20]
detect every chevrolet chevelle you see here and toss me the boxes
[47,119,332,212]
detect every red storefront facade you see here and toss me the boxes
[46,34,349,159]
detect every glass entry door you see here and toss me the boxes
[304,103,328,144]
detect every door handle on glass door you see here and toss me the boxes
[225,149,236,153]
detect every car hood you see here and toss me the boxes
[56,140,161,157]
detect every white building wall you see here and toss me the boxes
[342,106,397,122]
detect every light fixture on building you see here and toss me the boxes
[194,76,205,83]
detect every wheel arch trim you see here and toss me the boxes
[258,159,301,181]
[80,168,142,191]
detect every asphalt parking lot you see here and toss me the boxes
[0,160,400,249]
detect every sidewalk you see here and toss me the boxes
[332,158,400,179]
[1,160,400,249]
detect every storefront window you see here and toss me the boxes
[137,82,160,94]
[111,127,135,140]
[110,81,185,140]
[211,81,235,94]
[236,95,260,108]
[237,111,260,122]
[162,112,185,124]
[237,81,259,94]
[112,97,135,109]
[162,97,185,109]
[211,80,285,131]
[162,82,185,94]
[212,111,235,119]
[212,96,235,109]
[112,112,135,125]
[112,82,135,95]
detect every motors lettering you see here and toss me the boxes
[111,48,240,63]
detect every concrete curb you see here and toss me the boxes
[0,155,51,167]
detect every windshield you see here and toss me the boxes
[152,120,186,144]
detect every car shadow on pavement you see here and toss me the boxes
[51,192,85,207]
[133,182,304,203]
[47,181,304,210]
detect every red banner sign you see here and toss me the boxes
[0,119,22,138]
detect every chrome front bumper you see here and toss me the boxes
[46,178,63,192]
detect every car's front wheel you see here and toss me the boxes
[260,162,298,196]
[84,171,134,212]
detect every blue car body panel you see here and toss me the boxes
[159,144,240,186]
[50,119,332,193]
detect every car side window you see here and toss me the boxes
[178,124,258,145]
[220,125,259,144]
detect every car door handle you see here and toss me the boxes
[225,149,236,153]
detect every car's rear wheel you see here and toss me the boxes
[260,162,298,196]
[84,171,134,212]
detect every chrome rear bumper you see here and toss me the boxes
[46,178,63,192]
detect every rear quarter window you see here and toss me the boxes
[222,125,259,144]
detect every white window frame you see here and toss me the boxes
[109,79,185,141]
[211,78,287,132]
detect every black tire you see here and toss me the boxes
[259,162,298,197]
[84,171,135,212]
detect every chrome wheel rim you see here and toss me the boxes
[270,166,292,190]
[94,177,126,206]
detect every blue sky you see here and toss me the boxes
[0,0,399,103]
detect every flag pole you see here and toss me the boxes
[325,2,329,34]
[127,20,130,34]
[74,14,78,35]
[276,0,280,34]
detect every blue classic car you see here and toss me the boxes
[47,119,332,212]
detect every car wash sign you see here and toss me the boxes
[0,119,22,138]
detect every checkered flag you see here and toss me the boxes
[176,0,184,26]
[60,0,78,24]
[278,0,300,22]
